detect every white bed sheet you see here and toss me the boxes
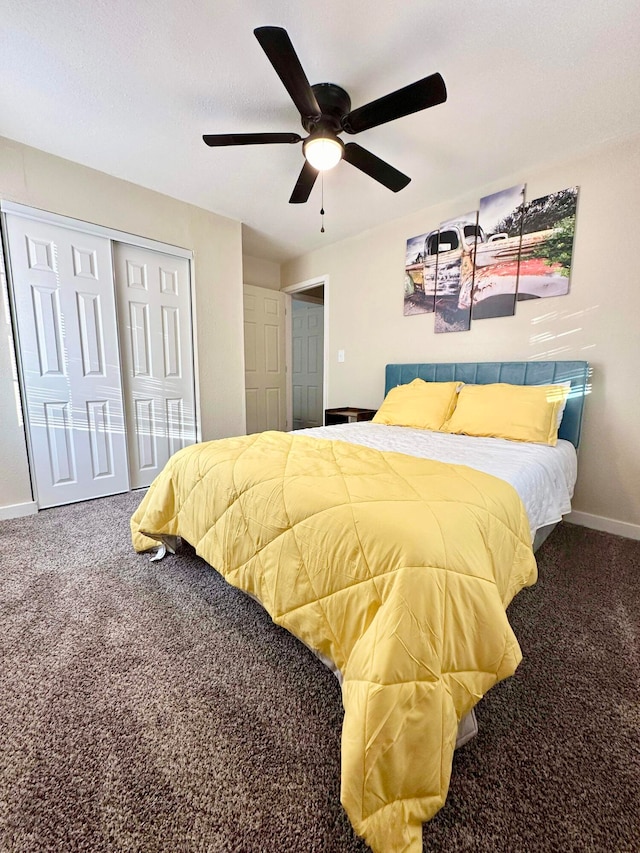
[297,422,577,541]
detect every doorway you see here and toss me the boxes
[284,276,327,432]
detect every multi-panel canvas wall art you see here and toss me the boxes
[516,186,578,301]
[403,184,579,332]
[404,232,433,315]
[434,212,479,334]
[472,184,525,320]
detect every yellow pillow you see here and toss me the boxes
[373,379,461,430]
[441,383,569,445]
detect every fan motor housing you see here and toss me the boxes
[302,83,351,134]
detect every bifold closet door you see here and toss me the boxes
[112,243,196,489]
[5,214,130,507]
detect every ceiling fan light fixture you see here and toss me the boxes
[203,27,445,203]
[303,134,344,171]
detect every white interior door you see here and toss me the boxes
[292,300,324,429]
[113,243,196,489]
[243,285,286,434]
[5,214,129,508]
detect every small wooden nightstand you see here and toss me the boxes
[324,407,377,426]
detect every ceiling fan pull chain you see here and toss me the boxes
[320,173,325,233]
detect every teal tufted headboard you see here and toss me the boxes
[384,361,590,448]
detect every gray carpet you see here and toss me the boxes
[0,492,638,853]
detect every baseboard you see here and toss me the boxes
[0,501,38,520]
[566,510,640,541]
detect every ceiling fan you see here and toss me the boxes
[203,26,447,203]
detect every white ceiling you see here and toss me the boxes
[2,0,640,263]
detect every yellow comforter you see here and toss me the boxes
[131,431,537,853]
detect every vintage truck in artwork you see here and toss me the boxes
[404,219,561,308]
[404,219,489,300]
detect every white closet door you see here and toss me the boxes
[5,214,130,508]
[113,243,196,489]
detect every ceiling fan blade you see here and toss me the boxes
[341,73,447,134]
[254,26,322,120]
[289,160,319,203]
[343,143,410,192]
[203,132,302,147]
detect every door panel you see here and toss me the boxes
[86,400,116,477]
[76,291,106,375]
[113,243,196,489]
[243,285,286,434]
[5,214,130,507]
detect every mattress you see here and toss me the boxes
[298,422,577,540]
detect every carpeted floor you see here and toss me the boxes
[0,492,638,853]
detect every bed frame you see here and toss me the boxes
[385,360,589,448]
[385,360,590,551]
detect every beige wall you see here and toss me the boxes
[242,253,281,290]
[283,133,640,531]
[0,136,246,513]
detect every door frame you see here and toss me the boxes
[282,274,329,431]
[0,200,201,508]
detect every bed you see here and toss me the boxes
[131,359,588,853]
[309,359,588,552]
